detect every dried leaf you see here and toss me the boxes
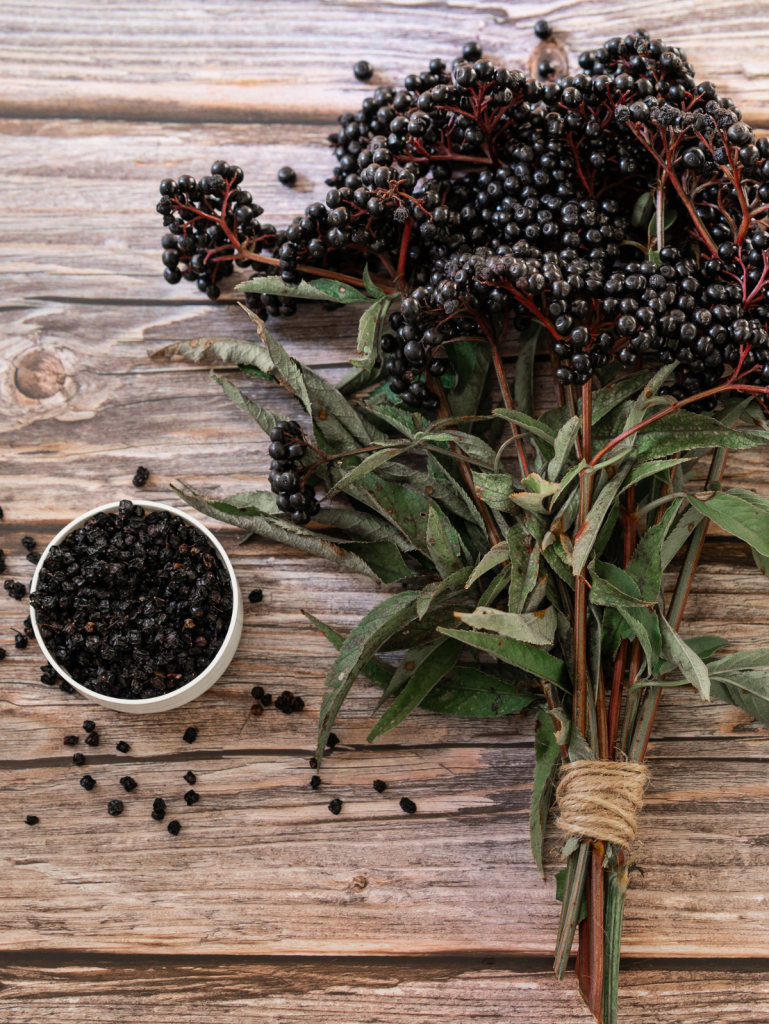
[454,605,557,646]
[530,708,560,878]
[438,627,568,687]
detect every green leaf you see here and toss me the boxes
[375,638,447,708]
[210,372,279,435]
[454,606,557,646]
[215,491,278,515]
[590,371,654,426]
[362,264,386,300]
[302,363,388,447]
[447,342,492,419]
[150,335,275,367]
[472,472,516,512]
[420,666,535,717]
[336,359,388,395]
[635,411,769,459]
[340,541,415,584]
[589,561,650,609]
[378,604,470,652]
[176,485,380,580]
[479,565,512,607]
[312,507,414,551]
[316,590,420,765]
[652,635,730,676]
[531,709,560,878]
[659,615,711,700]
[465,542,510,590]
[710,647,769,673]
[514,322,541,419]
[426,503,465,578]
[624,457,689,491]
[367,637,463,741]
[631,190,655,228]
[511,474,561,514]
[240,313,313,414]
[417,566,474,620]
[494,408,557,444]
[508,524,537,613]
[660,504,703,570]
[302,612,394,689]
[236,275,368,304]
[709,678,769,727]
[351,294,394,371]
[547,416,580,482]
[688,489,769,557]
[324,444,411,501]
[355,475,431,554]
[624,519,666,602]
[438,627,568,687]
[571,457,635,577]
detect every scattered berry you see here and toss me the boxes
[248,589,263,603]
[119,776,137,792]
[107,799,124,816]
[261,692,273,707]
[153,797,166,812]
[277,166,297,187]
[59,680,74,694]
[309,757,318,769]
[116,741,130,753]
[14,633,28,649]
[167,820,181,836]
[373,780,387,793]
[251,685,264,699]
[310,775,321,789]
[63,735,79,746]
[182,727,197,744]
[73,752,85,766]
[251,703,263,716]
[152,808,166,821]
[22,616,33,638]
[183,770,196,785]
[399,797,417,814]
[79,775,96,791]
[275,689,305,714]
[0,648,6,661]
[353,60,373,81]
[85,731,100,747]
[26,551,41,565]
[132,466,150,488]
[328,798,342,815]
[83,720,96,733]
[327,733,340,749]
[534,19,553,39]
[25,815,39,826]
[40,665,59,686]
[21,536,36,551]
[5,580,26,601]
[184,789,199,805]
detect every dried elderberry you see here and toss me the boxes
[167,820,181,836]
[63,735,79,746]
[116,741,130,753]
[251,685,264,699]
[399,797,417,814]
[152,807,166,821]
[119,776,137,792]
[107,799,124,816]
[21,536,36,551]
[278,166,297,187]
[184,789,199,805]
[182,727,197,744]
[373,780,387,793]
[14,633,27,649]
[73,752,85,766]
[25,815,39,826]
[261,692,272,707]
[0,648,6,660]
[248,589,263,603]
[310,775,322,789]
[79,775,96,791]
[309,758,318,769]
[27,551,41,565]
[353,60,374,81]
[327,733,340,749]
[327,798,342,815]
[85,731,99,747]
[183,770,196,785]
[132,466,150,488]
[83,720,96,733]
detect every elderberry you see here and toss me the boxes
[183,771,196,785]
[25,815,39,826]
[182,727,197,744]
[328,798,342,815]
[399,796,417,814]
[373,779,387,793]
[168,819,181,835]
[21,536,36,551]
[83,720,96,733]
[80,775,96,790]
[310,775,322,789]
[27,552,41,565]
[274,689,305,714]
[85,732,100,747]
[278,166,297,187]
[0,648,5,660]
[248,589,263,603]
[116,741,130,753]
[267,421,321,525]
[184,789,199,805]
[14,633,27,649]
[132,466,150,488]
[251,685,264,699]
[119,776,137,792]
[63,735,79,746]
[354,61,374,82]
[107,799,124,816]
[73,752,85,766]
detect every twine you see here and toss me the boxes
[555,760,649,847]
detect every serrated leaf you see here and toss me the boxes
[659,615,710,700]
[362,264,386,299]
[572,457,635,577]
[236,275,368,304]
[302,611,394,689]
[244,313,313,414]
[472,472,516,512]
[438,627,568,687]
[710,647,769,672]
[426,503,464,578]
[508,524,537,612]
[316,590,420,765]
[176,485,380,580]
[312,507,414,551]
[635,411,769,459]
[589,561,650,609]
[150,336,274,367]
[337,358,388,395]
[211,372,279,435]
[302,363,387,446]
[615,604,661,671]
[688,489,769,557]
[479,564,512,607]
[652,635,730,677]
[514,322,541,419]
[367,637,463,741]
[375,638,446,709]
[632,190,655,228]
[324,443,411,500]
[590,371,654,426]
[454,605,557,646]
[709,678,769,727]
[531,708,560,877]
[341,541,415,584]
[494,408,558,444]
[465,543,510,589]
[660,504,703,570]
[356,475,431,554]
[352,294,394,370]
[624,520,666,602]
[420,666,535,717]
[417,566,474,620]
[447,342,492,419]
[510,474,561,513]
[547,416,580,482]
[379,604,471,653]
[216,491,278,515]
[623,457,689,491]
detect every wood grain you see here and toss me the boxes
[4,1,769,1019]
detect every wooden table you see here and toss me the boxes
[3,2,769,1019]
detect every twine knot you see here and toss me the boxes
[555,760,649,847]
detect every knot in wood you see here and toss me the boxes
[555,760,649,847]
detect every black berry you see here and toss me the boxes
[132,466,150,488]
[278,166,297,187]
[328,798,342,815]
[167,820,181,836]
[119,776,137,792]
[310,775,321,789]
[107,799,124,816]
[534,19,553,39]
[353,60,374,81]
[73,752,85,766]
[79,775,96,791]
[25,815,39,826]
[399,797,417,814]
[182,727,197,744]
[184,789,199,805]
[83,720,96,733]
[261,692,272,707]
[184,771,196,785]
[14,633,27,649]
[248,589,263,603]
[85,732,99,747]
[116,741,130,753]
[63,735,79,746]
[21,536,36,551]
[327,733,340,749]
[251,685,264,699]
[373,779,387,793]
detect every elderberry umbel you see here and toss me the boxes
[267,421,321,525]
[30,500,233,700]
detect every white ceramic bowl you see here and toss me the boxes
[29,500,243,714]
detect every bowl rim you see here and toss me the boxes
[29,499,241,708]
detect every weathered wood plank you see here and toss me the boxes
[2,0,769,126]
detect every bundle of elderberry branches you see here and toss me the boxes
[152,24,769,1023]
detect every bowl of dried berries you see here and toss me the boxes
[29,499,243,713]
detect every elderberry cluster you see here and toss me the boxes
[267,421,321,526]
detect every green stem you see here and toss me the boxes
[602,860,630,1024]
[554,841,591,980]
